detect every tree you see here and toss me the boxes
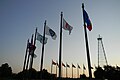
[0,63,12,77]
[94,66,105,79]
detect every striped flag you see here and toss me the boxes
[83,9,92,31]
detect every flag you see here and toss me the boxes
[28,42,36,58]
[45,26,57,40]
[62,62,66,67]
[83,64,86,70]
[72,64,76,68]
[28,43,36,55]
[52,60,56,65]
[78,65,80,69]
[63,18,73,35]
[83,9,92,31]
[66,63,70,68]
[28,43,36,53]
[91,66,93,69]
[33,54,37,58]
[36,32,48,44]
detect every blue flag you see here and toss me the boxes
[45,26,57,40]
[83,9,92,31]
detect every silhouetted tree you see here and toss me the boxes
[94,65,120,80]
[104,65,120,80]
[0,63,12,78]
[80,74,87,79]
[36,69,56,79]
[29,68,37,79]
[94,66,105,79]
[16,68,37,79]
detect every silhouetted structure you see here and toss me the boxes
[97,35,108,67]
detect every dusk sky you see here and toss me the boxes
[0,0,120,78]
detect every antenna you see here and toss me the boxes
[97,35,108,67]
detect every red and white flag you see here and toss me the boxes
[63,18,73,35]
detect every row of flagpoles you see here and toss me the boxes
[22,16,73,78]
[51,60,86,78]
[23,3,93,79]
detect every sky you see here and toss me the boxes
[0,0,120,78]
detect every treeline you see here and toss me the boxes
[94,65,120,80]
[1,63,120,80]
[0,63,56,80]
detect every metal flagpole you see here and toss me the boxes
[56,61,58,77]
[40,20,46,79]
[58,12,63,79]
[77,64,79,78]
[78,68,79,78]
[26,34,33,70]
[51,61,53,74]
[83,64,85,74]
[66,63,67,78]
[23,39,29,71]
[82,3,92,79]
[72,64,73,78]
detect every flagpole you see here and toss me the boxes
[51,61,53,74]
[83,64,84,74]
[23,39,29,71]
[66,63,67,78]
[29,28,37,69]
[78,67,79,78]
[40,20,46,79]
[26,51,30,70]
[78,69,80,78]
[56,61,58,77]
[26,34,33,70]
[34,28,37,46]
[82,3,92,79]
[77,64,78,78]
[72,64,73,78]
[58,12,63,79]
[26,52,30,70]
